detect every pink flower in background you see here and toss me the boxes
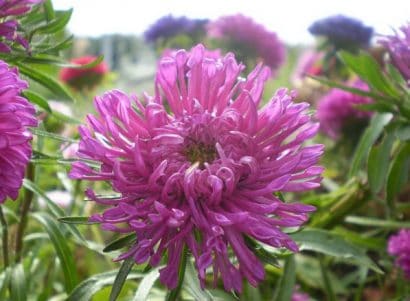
[292,50,324,84]
[207,14,286,74]
[388,229,410,279]
[292,286,310,301]
[379,23,410,82]
[0,0,42,52]
[59,56,108,90]
[70,44,323,292]
[0,60,37,203]
[317,80,372,139]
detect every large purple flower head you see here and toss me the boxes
[0,60,37,203]
[308,15,373,48]
[379,23,410,82]
[0,0,42,52]
[317,80,372,139]
[388,229,410,279]
[207,14,286,74]
[70,44,323,292]
[144,14,208,43]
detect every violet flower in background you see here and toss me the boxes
[379,23,410,82]
[70,44,323,292]
[309,15,373,48]
[0,0,42,52]
[317,80,372,139]
[144,14,208,43]
[292,286,310,301]
[388,229,410,279]
[291,49,324,84]
[0,60,37,203]
[207,14,286,74]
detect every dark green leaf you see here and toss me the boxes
[15,62,75,101]
[133,267,161,301]
[349,113,393,177]
[272,255,296,301]
[345,216,410,229]
[59,216,98,225]
[291,229,382,273]
[22,90,51,113]
[368,132,394,194]
[35,9,73,34]
[103,234,137,253]
[43,0,55,21]
[386,142,410,202]
[183,261,213,301]
[67,270,143,301]
[10,264,26,301]
[110,258,135,301]
[32,212,79,292]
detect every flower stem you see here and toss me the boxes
[0,207,9,268]
[166,245,188,301]
[15,163,35,263]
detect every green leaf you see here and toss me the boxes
[272,255,296,301]
[133,267,161,301]
[183,261,213,301]
[368,132,394,194]
[67,270,143,301]
[59,216,98,225]
[395,125,410,141]
[15,62,75,101]
[32,212,79,292]
[103,234,137,253]
[35,9,73,34]
[43,0,55,21]
[23,179,86,243]
[345,216,410,229]
[10,264,27,301]
[0,268,11,300]
[22,90,51,113]
[291,229,383,274]
[110,258,135,301]
[30,128,77,143]
[349,113,393,177]
[386,142,410,202]
[338,51,400,98]
[51,109,82,124]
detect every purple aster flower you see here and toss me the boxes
[207,14,286,74]
[317,80,372,139]
[70,44,323,292]
[0,0,42,52]
[309,15,373,47]
[388,229,410,279]
[0,60,37,203]
[144,14,208,43]
[379,23,410,82]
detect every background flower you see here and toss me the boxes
[388,229,410,279]
[70,44,323,292]
[207,14,286,74]
[0,60,37,203]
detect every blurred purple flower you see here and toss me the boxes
[292,286,310,301]
[379,23,410,82]
[207,14,286,73]
[144,14,208,43]
[317,80,372,139]
[0,60,37,203]
[0,0,42,52]
[388,229,410,279]
[309,15,373,47]
[292,49,324,84]
[70,44,323,292]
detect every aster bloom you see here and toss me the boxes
[309,15,373,47]
[207,14,286,73]
[379,23,410,82]
[70,44,323,292]
[388,229,410,279]
[317,80,372,139]
[144,14,208,43]
[59,56,109,91]
[0,60,37,203]
[0,0,42,52]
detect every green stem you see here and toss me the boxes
[166,246,188,301]
[0,207,9,268]
[319,257,337,301]
[15,163,35,263]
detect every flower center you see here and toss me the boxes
[184,141,217,167]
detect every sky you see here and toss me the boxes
[53,0,409,45]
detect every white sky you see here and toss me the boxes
[53,0,409,45]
